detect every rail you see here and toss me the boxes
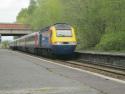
[75,51,125,70]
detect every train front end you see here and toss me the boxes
[50,24,77,55]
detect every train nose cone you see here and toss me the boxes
[52,45,76,55]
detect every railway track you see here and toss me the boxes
[75,51,125,70]
[34,53,125,80]
[60,60,125,80]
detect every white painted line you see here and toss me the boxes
[14,51,125,84]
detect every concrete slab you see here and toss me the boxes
[0,49,103,94]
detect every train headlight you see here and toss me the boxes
[70,42,77,45]
[56,42,62,45]
[53,42,62,45]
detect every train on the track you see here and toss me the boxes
[9,23,77,56]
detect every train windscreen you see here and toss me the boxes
[56,30,72,37]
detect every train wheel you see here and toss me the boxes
[34,48,38,55]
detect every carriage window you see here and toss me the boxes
[56,30,72,37]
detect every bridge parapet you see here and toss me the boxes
[0,23,32,36]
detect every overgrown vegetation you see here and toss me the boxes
[96,32,125,51]
[16,0,125,52]
[1,41,9,48]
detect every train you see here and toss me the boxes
[9,23,77,56]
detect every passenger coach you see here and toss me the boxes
[10,23,77,55]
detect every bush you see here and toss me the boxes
[1,41,9,49]
[96,32,125,51]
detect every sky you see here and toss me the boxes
[0,0,30,41]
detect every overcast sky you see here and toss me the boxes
[0,0,30,41]
[0,0,30,23]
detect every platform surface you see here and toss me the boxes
[0,49,124,94]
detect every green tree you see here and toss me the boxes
[1,41,9,48]
[16,8,28,23]
[16,0,125,52]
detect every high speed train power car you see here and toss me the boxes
[9,23,77,55]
